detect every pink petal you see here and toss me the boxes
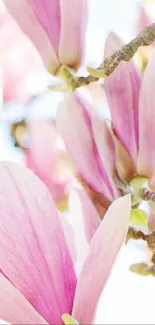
[0,274,48,325]
[76,189,100,243]
[72,195,131,324]
[104,32,141,164]
[59,0,88,70]
[25,120,68,201]
[0,162,77,325]
[57,93,112,200]
[60,215,77,264]
[27,0,60,53]
[26,150,68,201]
[92,114,119,198]
[136,4,154,33]
[137,51,155,178]
[4,0,60,75]
[27,120,60,171]
[68,189,90,275]
[1,3,45,101]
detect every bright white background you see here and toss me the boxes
[1,0,155,324]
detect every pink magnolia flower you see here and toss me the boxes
[57,32,155,225]
[0,161,131,324]
[1,1,45,101]
[4,0,88,76]
[103,32,155,181]
[57,91,120,218]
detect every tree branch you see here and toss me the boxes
[98,23,155,76]
[56,23,155,91]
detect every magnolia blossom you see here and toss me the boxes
[0,1,45,101]
[103,32,155,181]
[0,161,131,324]
[11,119,75,205]
[57,32,155,225]
[4,0,88,76]
[57,92,120,218]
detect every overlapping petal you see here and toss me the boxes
[59,0,87,70]
[104,32,141,164]
[57,93,112,200]
[0,274,48,325]
[75,189,100,243]
[25,120,71,201]
[0,161,77,324]
[4,0,87,75]
[72,195,131,324]
[137,50,155,177]
[4,0,59,75]
[27,0,60,53]
[91,114,119,198]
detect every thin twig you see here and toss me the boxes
[98,23,155,76]
[126,226,147,244]
[70,23,155,89]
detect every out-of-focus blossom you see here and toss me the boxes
[0,161,131,324]
[57,32,155,226]
[11,119,75,209]
[0,1,46,101]
[4,0,88,76]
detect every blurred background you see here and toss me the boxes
[0,0,155,323]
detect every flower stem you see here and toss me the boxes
[126,226,147,244]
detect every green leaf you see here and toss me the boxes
[87,66,107,78]
[48,84,69,92]
[130,209,148,227]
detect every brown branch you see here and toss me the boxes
[69,23,155,90]
[126,228,155,254]
[126,226,147,244]
[99,23,155,76]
